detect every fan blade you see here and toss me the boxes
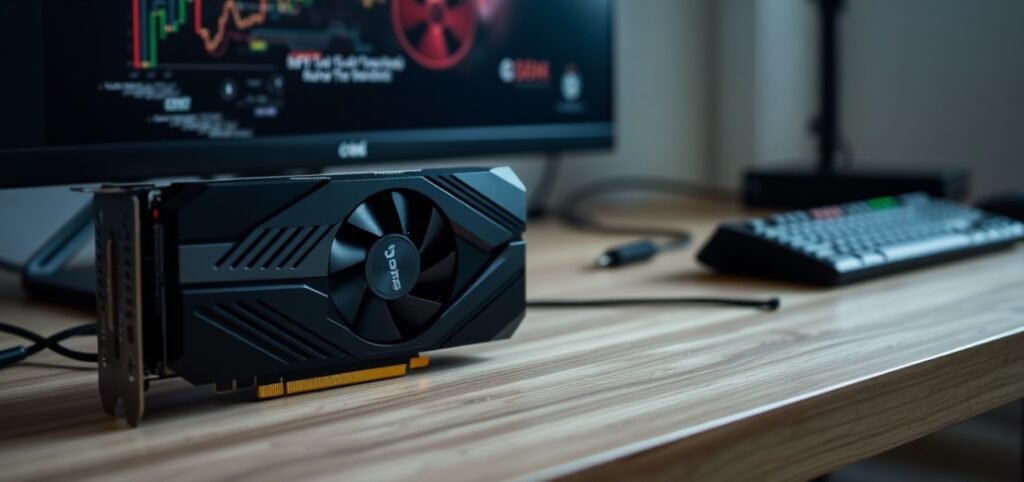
[443,0,475,43]
[398,0,430,31]
[391,191,411,235]
[329,240,366,275]
[330,272,367,323]
[389,295,443,330]
[418,251,456,285]
[347,203,385,238]
[407,202,431,246]
[418,208,445,256]
[355,297,403,342]
[418,25,449,60]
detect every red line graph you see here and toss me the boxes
[194,0,270,55]
[133,0,316,69]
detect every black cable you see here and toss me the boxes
[0,322,97,368]
[528,297,781,311]
[557,177,734,266]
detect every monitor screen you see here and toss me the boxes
[0,0,613,187]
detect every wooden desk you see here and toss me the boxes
[1,200,1023,481]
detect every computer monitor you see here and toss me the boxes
[0,0,613,188]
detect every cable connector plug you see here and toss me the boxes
[594,239,660,268]
[0,346,28,368]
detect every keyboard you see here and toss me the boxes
[697,193,1024,285]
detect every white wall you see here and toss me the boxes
[841,0,1024,197]
[550,0,714,200]
[708,0,756,188]
[751,1,819,168]
[715,0,1024,197]
[712,0,825,188]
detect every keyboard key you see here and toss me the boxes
[858,253,886,267]
[830,256,864,272]
[879,234,973,262]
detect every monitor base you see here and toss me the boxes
[21,201,96,310]
[742,166,969,208]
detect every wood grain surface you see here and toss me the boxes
[1,199,1022,481]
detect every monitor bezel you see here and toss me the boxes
[0,121,614,188]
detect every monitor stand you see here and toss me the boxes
[21,201,97,310]
[527,152,563,219]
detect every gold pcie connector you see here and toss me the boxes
[256,356,430,399]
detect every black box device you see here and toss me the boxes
[92,167,526,426]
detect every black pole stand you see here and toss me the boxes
[741,0,968,208]
[817,0,842,170]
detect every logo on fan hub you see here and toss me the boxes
[384,244,401,292]
[366,235,420,301]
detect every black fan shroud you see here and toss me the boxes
[329,190,458,343]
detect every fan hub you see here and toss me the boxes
[365,234,421,301]
[428,3,445,24]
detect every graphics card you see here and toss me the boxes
[92,167,526,426]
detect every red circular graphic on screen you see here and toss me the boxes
[392,0,478,70]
